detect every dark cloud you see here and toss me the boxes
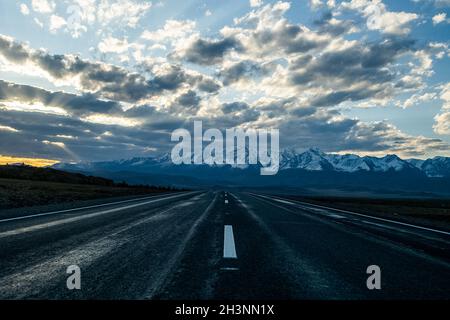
[0,92,446,161]
[175,90,201,109]
[238,20,328,56]
[0,107,182,161]
[0,80,122,116]
[219,60,273,85]
[310,88,384,107]
[221,102,249,114]
[0,36,29,63]
[219,102,260,123]
[148,65,189,91]
[197,77,222,93]
[0,1,446,163]
[124,104,158,118]
[362,38,415,68]
[182,37,242,65]
[0,36,211,104]
[288,106,316,118]
[272,26,324,54]
[279,111,448,157]
[137,61,221,93]
[289,54,313,69]
[254,98,300,119]
[163,90,203,115]
[287,37,417,106]
[313,12,354,36]
[290,37,414,85]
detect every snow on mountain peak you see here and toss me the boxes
[53,148,450,177]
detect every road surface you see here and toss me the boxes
[0,190,449,299]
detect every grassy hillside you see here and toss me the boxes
[0,164,117,185]
[0,165,179,210]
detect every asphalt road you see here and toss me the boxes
[0,190,449,299]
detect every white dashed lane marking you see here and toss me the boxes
[223,225,237,259]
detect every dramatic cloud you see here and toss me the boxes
[0,35,220,103]
[278,109,449,157]
[287,37,418,107]
[0,107,180,161]
[196,78,222,93]
[0,0,448,162]
[313,11,356,36]
[219,60,273,85]
[228,2,330,57]
[178,37,242,65]
[0,80,122,116]
[176,90,200,107]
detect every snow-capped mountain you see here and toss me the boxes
[280,148,334,171]
[278,148,419,173]
[53,148,450,177]
[407,156,450,178]
[51,148,450,194]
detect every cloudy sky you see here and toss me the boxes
[0,0,449,165]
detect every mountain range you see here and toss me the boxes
[53,148,450,196]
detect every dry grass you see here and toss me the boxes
[287,195,450,230]
[0,178,167,210]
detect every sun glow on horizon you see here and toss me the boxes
[0,155,59,167]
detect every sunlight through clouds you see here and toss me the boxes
[0,0,449,162]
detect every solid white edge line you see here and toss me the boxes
[0,191,197,224]
[250,193,450,236]
[223,225,237,258]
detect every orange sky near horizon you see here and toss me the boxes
[0,155,59,167]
